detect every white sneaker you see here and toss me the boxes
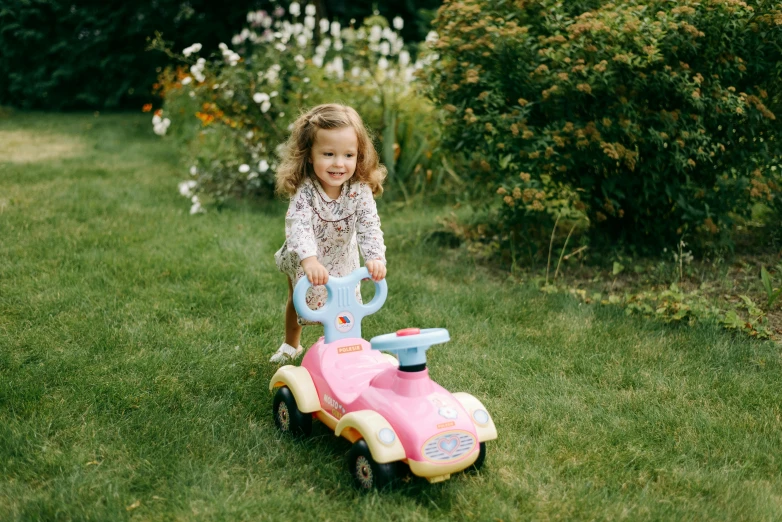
[270,343,303,364]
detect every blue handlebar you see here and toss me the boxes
[292,267,388,343]
[370,328,450,367]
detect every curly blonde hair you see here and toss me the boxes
[275,103,387,197]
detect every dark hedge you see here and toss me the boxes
[0,0,440,111]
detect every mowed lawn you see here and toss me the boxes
[1,113,781,521]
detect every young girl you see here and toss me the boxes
[270,104,388,363]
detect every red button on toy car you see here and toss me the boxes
[396,328,420,336]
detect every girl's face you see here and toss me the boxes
[309,126,358,199]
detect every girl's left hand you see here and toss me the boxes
[365,260,387,281]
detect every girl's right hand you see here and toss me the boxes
[301,256,329,286]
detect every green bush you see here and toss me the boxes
[0,1,442,111]
[425,0,782,254]
[153,4,450,210]
[0,1,279,110]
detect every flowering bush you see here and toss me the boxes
[425,0,782,253]
[150,3,447,212]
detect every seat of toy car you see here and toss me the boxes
[316,338,395,405]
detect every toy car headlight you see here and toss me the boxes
[472,409,490,426]
[378,428,396,445]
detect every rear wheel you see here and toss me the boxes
[272,386,312,438]
[348,440,397,490]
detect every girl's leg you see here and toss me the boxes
[270,277,304,363]
[284,276,303,347]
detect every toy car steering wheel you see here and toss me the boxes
[370,327,450,371]
[293,267,388,343]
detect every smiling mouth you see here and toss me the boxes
[327,171,345,177]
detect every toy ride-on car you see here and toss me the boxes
[269,268,497,489]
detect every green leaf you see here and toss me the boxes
[499,154,512,170]
[612,262,624,275]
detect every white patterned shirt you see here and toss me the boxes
[274,176,386,320]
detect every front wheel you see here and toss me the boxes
[272,386,312,438]
[469,442,487,472]
[347,440,398,490]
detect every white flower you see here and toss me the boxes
[246,131,254,139]
[380,41,390,56]
[270,91,278,97]
[369,25,382,42]
[304,15,316,30]
[334,39,343,51]
[178,180,197,197]
[260,100,271,113]
[305,4,316,16]
[190,196,205,215]
[274,42,286,52]
[182,43,202,57]
[351,66,361,77]
[297,34,308,47]
[399,50,410,67]
[239,164,250,173]
[247,171,259,180]
[253,92,270,103]
[295,54,305,68]
[303,77,310,83]
[181,76,192,85]
[152,116,171,136]
[319,18,329,33]
[289,2,300,16]
[330,21,341,38]
[218,42,228,51]
[313,55,324,67]
[188,91,195,98]
[189,165,198,176]
[425,31,438,44]
[393,16,404,31]
[259,160,269,172]
[377,57,389,70]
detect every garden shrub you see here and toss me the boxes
[0,0,442,111]
[153,4,449,210]
[0,0,277,110]
[425,0,782,255]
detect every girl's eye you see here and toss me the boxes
[324,152,333,156]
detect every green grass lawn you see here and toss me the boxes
[2,112,781,521]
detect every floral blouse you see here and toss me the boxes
[274,176,386,322]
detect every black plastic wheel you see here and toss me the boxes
[272,386,312,438]
[469,442,487,472]
[347,440,397,490]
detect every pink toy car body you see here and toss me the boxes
[269,268,497,489]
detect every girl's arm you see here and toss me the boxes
[356,184,387,281]
[285,187,323,283]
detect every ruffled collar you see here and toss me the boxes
[306,176,361,222]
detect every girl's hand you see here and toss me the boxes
[365,260,387,282]
[301,257,329,286]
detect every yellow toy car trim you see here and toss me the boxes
[452,392,498,442]
[269,365,319,413]
[335,411,405,464]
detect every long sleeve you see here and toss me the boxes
[355,184,386,264]
[284,187,318,262]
